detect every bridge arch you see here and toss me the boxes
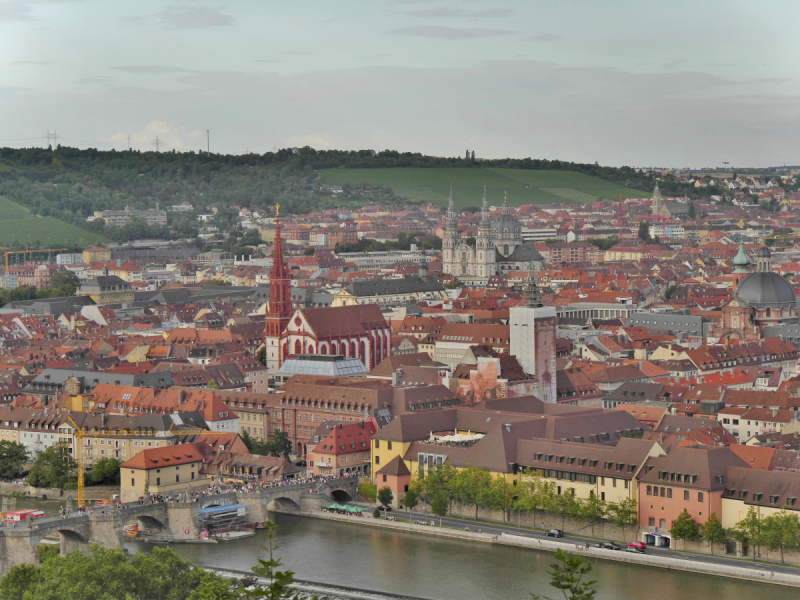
[330,489,352,503]
[57,528,89,543]
[266,496,302,513]
[137,515,165,530]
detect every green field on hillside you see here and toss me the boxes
[0,217,106,247]
[0,195,31,219]
[320,167,650,209]
[0,195,107,246]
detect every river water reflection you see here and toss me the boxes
[126,513,797,600]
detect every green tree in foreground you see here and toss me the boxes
[0,545,241,600]
[403,487,419,511]
[730,506,764,561]
[0,440,29,479]
[548,488,580,531]
[579,493,606,538]
[359,480,377,503]
[701,512,726,556]
[531,549,597,600]
[763,510,800,565]
[27,441,77,490]
[90,457,122,485]
[267,430,293,460]
[669,509,699,550]
[377,486,394,508]
[455,464,492,520]
[49,270,81,296]
[431,490,449,526]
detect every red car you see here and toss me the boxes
[627,541,646,553]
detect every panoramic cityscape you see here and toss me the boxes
[2,1,800,599]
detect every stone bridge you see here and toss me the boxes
[0,478,358,575]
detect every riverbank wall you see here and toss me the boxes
[301,510,800,589]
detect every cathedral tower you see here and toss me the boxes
[651,182,662,216]
[476,187,495,277]
[442,186,461,275]
[264,205,293,373]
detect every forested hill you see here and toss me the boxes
[0,145,660,247]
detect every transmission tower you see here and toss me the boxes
[42,129,61,147]
[126,135,133,150]
[151,135,161,152]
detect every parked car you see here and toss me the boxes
[594,542,621,550]
[545,529,563,538]
[627,541,646,553]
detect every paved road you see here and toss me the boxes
[388,508,798,577]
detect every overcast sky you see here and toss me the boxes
[2,0,799,168]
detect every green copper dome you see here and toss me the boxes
[733,240,750,274]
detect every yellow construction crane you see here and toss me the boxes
[67,417,218,507]
[0,247,69,289]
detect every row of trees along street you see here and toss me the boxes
[366,463,639,539]
[372,462,800,563]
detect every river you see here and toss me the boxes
[125,513,797,600]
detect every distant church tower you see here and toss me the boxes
[509,276,557,403]
[475,187,496,277]
[442,187,461,276]
[264,205,293,373]
[651,182,662,216]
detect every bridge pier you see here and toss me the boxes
[1,532,41,573]
[60,532,90,556]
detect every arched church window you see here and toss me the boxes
[504,244,509,255]
[766,308,771,318]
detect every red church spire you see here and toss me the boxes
[265,204,293,342]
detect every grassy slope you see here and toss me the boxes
[0,217,106,247]
[0,195,32,219]
[0,196,106,246]
[320,167,650,209]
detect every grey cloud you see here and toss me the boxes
[160,6,233,29]
[661,59,688,69]
[121,5,234,29]
[471,9,512,18]
[78,76,114,85]
[283,51,313,55]
[0,2,36,21]
[13,60,50,65]
[390,26,515,38]
[405,8,511,18]
[112,65,190,74]
[406,9,464,17]
[527,33,560,42]
[254,60,284,63]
